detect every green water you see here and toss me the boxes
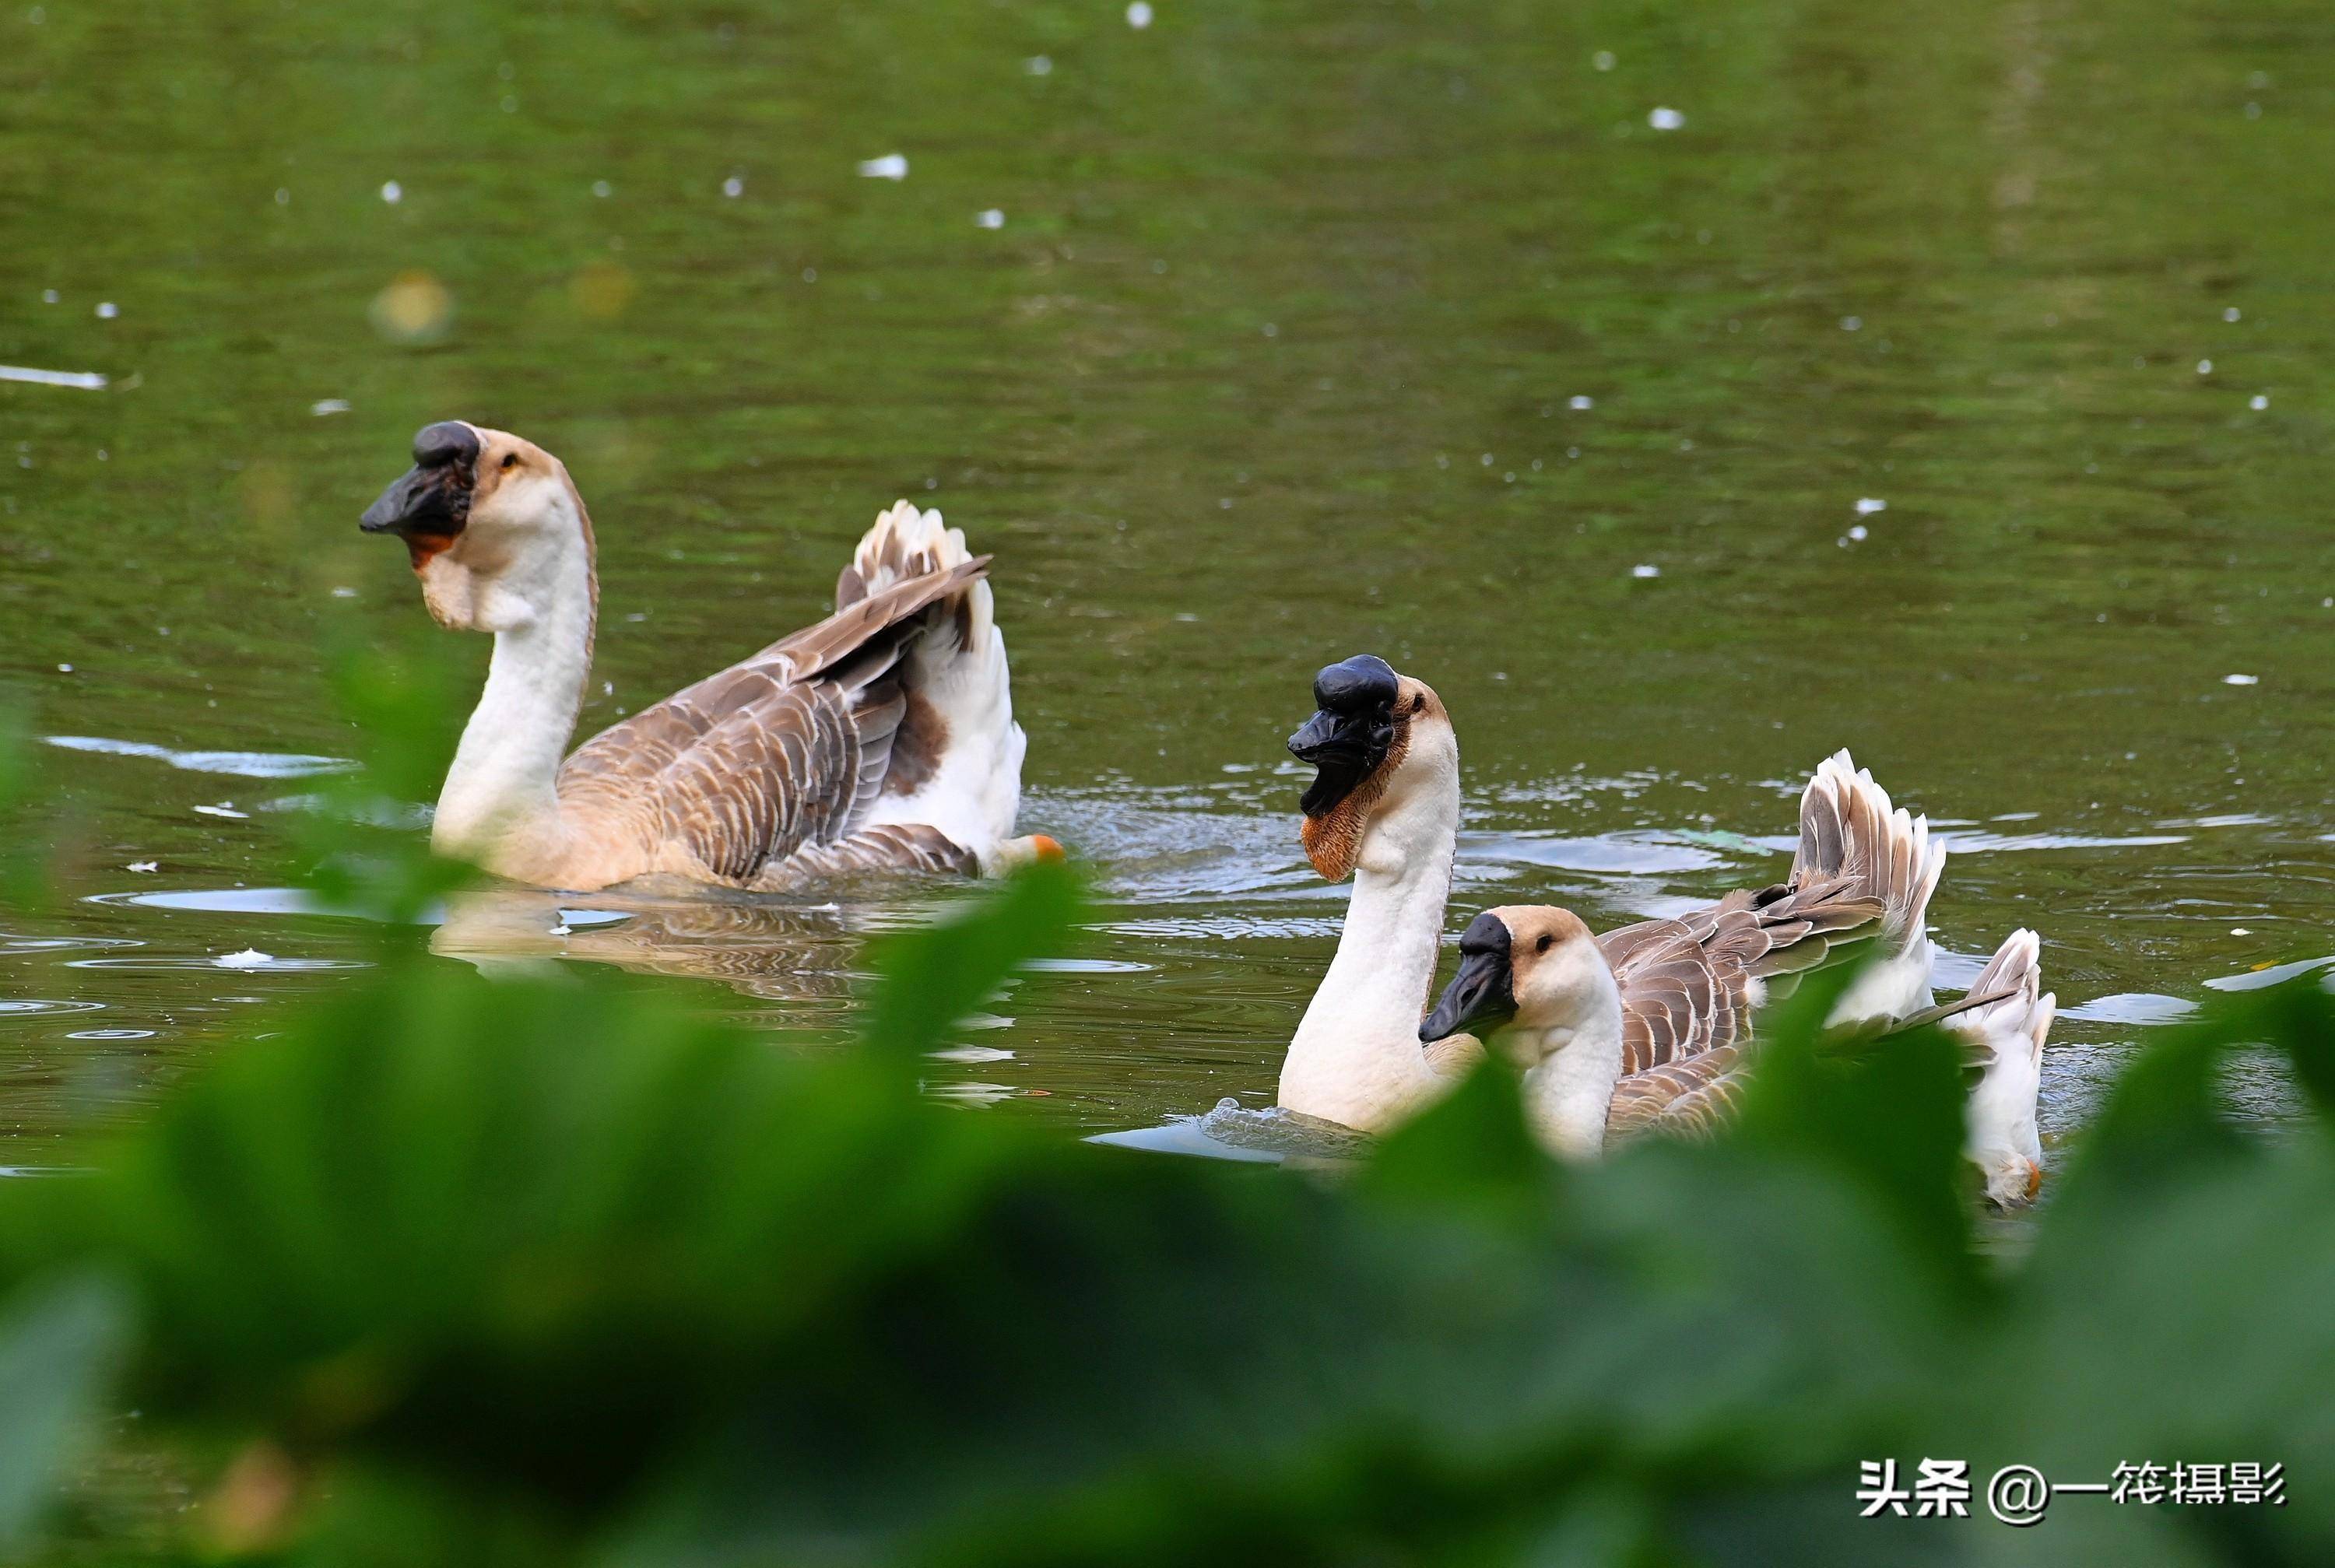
[4,0,2330,1164]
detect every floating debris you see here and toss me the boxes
[56,664,72,673]
[1855,497,1887,515]
[127,861,157,873]
[2224,674,2260,686]
[722,176,744,198]
[381,180,402,204]
[1593,51,1616,71]
[2250,394,2270,411]
[1848,524,1869,542]
[1024,54,1052,75]
[1649,107,1685,131]
[2196,359,2213,375]
[311,398,349,416]
[0,365,105,390]
[213,949,273,970]
[94,302,118,319]
[1568,394,1594,410]
[1126,1,1153,27]
[1631,563,1660,579]
[592,179,613,198]
[193,803,248,819]
[2224,307,2242,323]
[857,153,908,181]
[975,208,1005,229]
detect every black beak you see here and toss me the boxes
[1421,914,1516,1042]
[1290,654,1399,818]
[360,421,479,539]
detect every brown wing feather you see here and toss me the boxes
[557,559,989,886]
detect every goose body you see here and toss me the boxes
[1275,656,1947,1138]
[359,423,1050,893]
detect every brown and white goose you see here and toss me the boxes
[1276,655,1946,1135]
[359,420,1054,893]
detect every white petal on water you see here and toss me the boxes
[381,181,402,204]
[592,179,613,198]
[1848,524,1869,542]
[857,153,908,181]
[2196,359,2213,374]
[2224,307,2242,322]
[1592,51,1616,71]
[127,861,157,873]
[1649,106,1685,131]
[95,302,118,319]
[975,208,1005,228]
[1855,496,1887,514]
[214,949,273,970]
[1568,394,1593,410]
[2224,673,2260,686]
[1024,54,1052,75]
[1631,563,1660,579]
[0,365,105,390]
[722,176,743,198]
[1126,1,1153,27]
[311,398,350,416]
[2250,394,2269,411]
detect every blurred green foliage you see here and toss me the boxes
[1,668,2333,1567]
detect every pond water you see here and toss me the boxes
[4,1,2330,1169]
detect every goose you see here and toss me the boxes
[1421,903,2051,1192]
[358,421,1055,893]
[1276,654,1944,1135]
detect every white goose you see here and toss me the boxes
[1420,905,2053,1200]
[1276,655,1949,1135]
[359,421,1055,893]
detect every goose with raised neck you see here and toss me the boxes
[1275,655,1476,1132]
[359,420,1056,893]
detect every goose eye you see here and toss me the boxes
[1410,695,1426,714]
[500,452,519,470]
[1536,934,1555,953]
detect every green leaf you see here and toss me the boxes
[1730,960,1975,1296]
[0,1272,132,1550]
[857,858,1083,1058]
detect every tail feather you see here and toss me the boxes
[840,503,1024,865]
[1793,750,1946,951]
[1954,928,2052,1208]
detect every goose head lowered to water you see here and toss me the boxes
[1421,902,2052,1205]
[360,421,1055,893]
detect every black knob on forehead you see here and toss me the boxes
[1458,910,1512,955]
[412,421,479,469]
[1311,654,1398,714]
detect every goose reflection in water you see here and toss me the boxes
[428,885,866,1004]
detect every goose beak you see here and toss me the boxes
[360,421,479,545]
[1290,654,1399,817]
[1422,914,1516,1043]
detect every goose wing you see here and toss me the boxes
[558,559,988,882]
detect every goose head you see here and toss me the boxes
[1287,654,1457,882]
[1420,906,1607,1065]
[360,421,594,634]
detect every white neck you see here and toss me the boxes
[431,527,595,872]
[1514,970,1627,1158]
[1276,763,1461,1132]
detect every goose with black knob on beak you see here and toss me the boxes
[1420,904,2052,1203]
[359,421,1058,893]
[1277,656,1483,1131]
[1276,656,1948,1136]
